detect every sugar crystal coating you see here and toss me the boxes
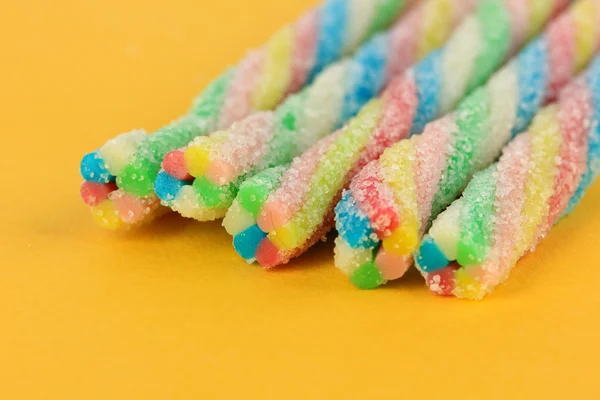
[80,0,415,228]
[227,0,570,268]
[416,55,600,299]
[162,0,479,223]
[334,0,600,288]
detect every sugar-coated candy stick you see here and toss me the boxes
[78,0,416,229]
[335,0,600,289]
[224,0,569,267]
[416,56,600,299]
[157,0,479,222]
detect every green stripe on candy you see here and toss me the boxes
[117,70,235,197]
[528,0,555,39]
[457,166,498,266]
[368,0,408,39]
[238,165,288,217]
[190,69,236,122]
[349,259,385,290]
[260,93,307,168]
[118,116,206,197]
[467,0,511,92]
[430,89,491,220]
[193,176,239,209]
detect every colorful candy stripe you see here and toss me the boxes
[334,0,599,289]
[224,0,569,266]
[415,55,600,299]
[79,0,415,229]
[157,0,478,222]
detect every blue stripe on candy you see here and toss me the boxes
[80,151,115,184]
[154,171,190,203]
[411,50,443,135]
[565,57,600,215]
[415,235,450,273]
[234,225,267,260]
[338,34,389,127]
[512,38,548,138]
[335,191,378,249]
[308,0,348,82]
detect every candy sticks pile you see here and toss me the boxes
[80,0,600,299]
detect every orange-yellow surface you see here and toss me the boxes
[2,1,600,398]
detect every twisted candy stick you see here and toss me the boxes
[415,56,600,299]
[224,0,569,266]
[78,0,415,229]
[335,0,600,289]
[155,0,479,222]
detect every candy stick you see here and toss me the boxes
[335,0,600,289]
[156,0,479,222]
[225,0,570,267]
[415,55,600,299]
[78,0,416,229]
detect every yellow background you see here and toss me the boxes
[2,0,600,398]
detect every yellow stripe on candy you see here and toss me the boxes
[252,26,294,111]
[270,224,298,251]
[184,131,230,177]
[184,145,210,177]
[380,139,420,255]
[270,99,385,250]
[518,106,562,256]
[91,200,126,230]
[454,266,484,300]
[572,0,599,71]
[526,0,554,40]
[417,0,454,59]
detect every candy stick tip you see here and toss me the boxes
[162,150,193,181]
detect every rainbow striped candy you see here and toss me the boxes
[224,0,570,267]
[79,0,415,229]
[156,0,479,222]
[415,55,600,299]
[334,0,600,289]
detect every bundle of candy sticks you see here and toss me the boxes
[79,0,600,299]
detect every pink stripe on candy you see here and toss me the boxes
[110,191,160,224]
[546,14,576,102]
[287,10,319,95]
[375,249,412,280]
[505,0,530,54]
[476,135,531,289]
[415,115,456,229]
[349,161,399,237]
[80,182,118,207]
[386,7,422,80]
[255,238,284,268]
[218,51,264,129]
[426,264,458,296]
[545,82,591,231]
[552,0,573,16]
[353,76,418,175]
[163,149,193,181]
[206,160,236,185]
